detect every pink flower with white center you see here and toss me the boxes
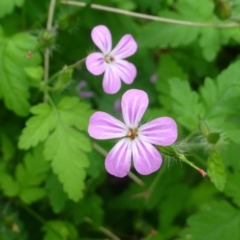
[88,89,178,177]
[86,25,137,94]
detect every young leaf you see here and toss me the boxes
[177,201,240,240]
[44,123,90,202]
[0,31,41,116]
[18,103,56,150]
[207,151,226,191]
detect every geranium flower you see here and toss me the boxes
[86,25,137,94]
[88,89,178,177]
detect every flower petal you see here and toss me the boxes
[111,34,137,59]
[102,65,121,94]
[105,138,132,177]
[91,25,112,54]
[86,52,106,75]
[132,140,162,175]
[139,117,178,146]
[121,89,148,128]
[88,111,127,139]
[115,60,137,84]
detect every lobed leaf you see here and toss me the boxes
[177,201,240,240]
[0,31,41,116]
[18,103,56,150]
[0,0,25,18]
[44,123,90,202]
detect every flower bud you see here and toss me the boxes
[207,132,220,144]
[214,1,231,20]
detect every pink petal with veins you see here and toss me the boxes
[91,25,112,54]
[132,140,162,175]
[115,60,137,84]
[102,65,121,94]
[88,111,127,139]
[111,34,137,59]
[105,138,132,177]
[121,89,148,128]
[86,52,106,75]
[139,117,178,146]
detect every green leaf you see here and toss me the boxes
[16,145,50,203]
[199,28,221,61]
[225,171,240,208]
[156,55,188,111]
[43,221,78,240]
[0,0,25,18]
[207,151,226,191]
[46,173,68,213]
[137,0,214,49]
[169,78,205,130]
[18,103,56,150]
[0,32,41,116]
[44,123,90,201]
[58,96,93,131]
[0,173,20,196]
[177,201,240,240]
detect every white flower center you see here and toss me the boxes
[126,128,138,140]
[104,54,115,63]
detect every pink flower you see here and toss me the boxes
[88,89,178,177]
[86,25,137,94]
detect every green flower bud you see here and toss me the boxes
[214,1,231,20]
[207,132,220,144]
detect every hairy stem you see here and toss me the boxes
[44,0,57,102]
[61,1,240,28]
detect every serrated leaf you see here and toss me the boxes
[199,28,221,61]
[156,55,188,111]
[42,221,78,240]
[0,32,41,116]
[169,78,205,130]
[0,0,25,18]
[18,103,56,150]
[207,151,226,191]
[46,173,68,213]
[58,96,93,131]
[24,66,43,80]
[177,201,240,240]
[44,123,90,201]
[0,173,20,196]
[15,145,50,203]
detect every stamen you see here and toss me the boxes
[104,55,115,63]
[127,128,138,140]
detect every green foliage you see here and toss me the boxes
[0,145,50,204]
[1,0,240,239]
[42,221,78,240]
[0,0,25,18]
[0,31,41,116]
[177,201,240,240]
[207,151,226,191]
[169,78,205,130]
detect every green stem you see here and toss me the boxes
[177,153,207,177]
[44,0,57,102]
[61,1,240,28]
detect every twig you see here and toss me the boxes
[61,1,240,28]
[44,0,57,102]
[84,217,121,240]
[92,142,145,187]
